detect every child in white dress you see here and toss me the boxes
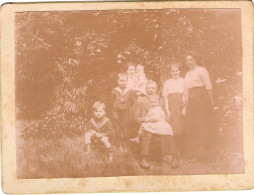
[130,95,173,143]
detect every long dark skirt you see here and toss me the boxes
[184,87,212,159]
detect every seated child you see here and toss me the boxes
[84,101,113,161]
[130,95,173,143]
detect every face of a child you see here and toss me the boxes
[186,55,197,69]
[146,83,157,95]
[127,65,135,75]
[136,65,144,74]
[93,106,106,119]
[171,66,180,79]
[118,76,128,89]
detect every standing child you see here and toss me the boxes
[162,63,186,156]
[111,73,134,152]
[84,102,113,162]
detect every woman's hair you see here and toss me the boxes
[136,64,144,69]
[169,62,182,71]
[146,80,158,89]
[92,101,105,111]
[185,50,199,63]
[124,62,135,72]
[126,62,135,67]
[117,72,128,80]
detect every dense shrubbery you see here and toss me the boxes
[21,114,86,139]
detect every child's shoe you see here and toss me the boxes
[188,157,198,163]
[108,153,113,163]
[129,137,140,143]
[120,145,125,153]
[141,158,150,169]
[120,145,128,155]
[163,155,172,162]
[124,146,128,154]
[171,155,180,169]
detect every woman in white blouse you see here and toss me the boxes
[183,51,213,162]
[162,63,186,156]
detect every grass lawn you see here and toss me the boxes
[16,119,244,179]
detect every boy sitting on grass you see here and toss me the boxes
[84,101,113,162]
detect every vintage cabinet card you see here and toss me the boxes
[1,0,254,193]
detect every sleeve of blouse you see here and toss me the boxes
[200,67,213,90]
[162,81,168,98]
[184,74,189,91]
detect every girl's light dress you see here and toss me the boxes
[162,77,185,135]
[140,106,174,135]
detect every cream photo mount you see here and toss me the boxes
[1,1,254,193]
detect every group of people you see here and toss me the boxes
[84,52,214,169]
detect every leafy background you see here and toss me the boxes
[15,9,243,178]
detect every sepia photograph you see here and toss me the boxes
[1,1,253,193]
[15,7,244,179]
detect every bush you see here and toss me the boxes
[21,114,86,139]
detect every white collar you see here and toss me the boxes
[114,87,131,95]
[170,77,182,81]
[91,117,109,129]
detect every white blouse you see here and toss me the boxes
[184,66,212,90]
[162,77,185,97]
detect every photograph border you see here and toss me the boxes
[1,1,253,193]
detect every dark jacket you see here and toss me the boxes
[85,116,113,137]
[111,87,134,109]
